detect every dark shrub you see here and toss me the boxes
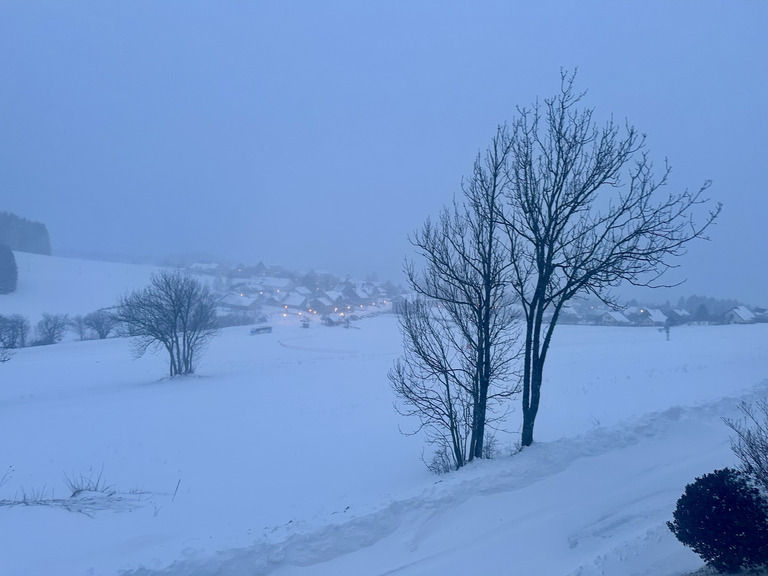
[667,467,768,573]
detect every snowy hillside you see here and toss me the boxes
[1,252,158,323]
[0,255,766,575]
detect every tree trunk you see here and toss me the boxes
[468,379,479,461]
[521,331,544,447]
[521,410,535,447]
[473,391,488,457]
[521,371,541,447]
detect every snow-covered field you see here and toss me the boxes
[4,252,157,323]
[1,253,766,575]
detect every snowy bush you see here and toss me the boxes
[482,432,499,459]
[667,467,768,573]
[424,447,454,475]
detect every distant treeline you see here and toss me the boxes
[0,211,51,255]
[675,295,743,317]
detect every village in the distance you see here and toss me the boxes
[194,258,765,333]
[0,209,765,348]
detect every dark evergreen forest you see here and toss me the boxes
[0,211,51,255]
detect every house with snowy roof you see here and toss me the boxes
[259,276,293,293]
[642,308,668,326]
[724,306,755,324]
[281,292,309,311]
[323,290,345,305]
[218,294,261,311]
[625,307,667,326]
[308,295,336,314]
[600,310,631,326]
[294,286,313,298]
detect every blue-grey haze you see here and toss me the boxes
[1,1,765,304]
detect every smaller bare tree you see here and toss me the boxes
[390,298,476,472]
[391,132,520,471]
[0,314,30,349]
[70,315,88,341]
[115,270,219,377]
[0,315,12,349]
[724,401,768,493]
[34,313,70,346]
[84,309,119,339]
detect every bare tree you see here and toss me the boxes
[84,309,119,339]
[115,270,219,377]
[391,298,476,472]
[498,71,720,446]
[724,401,768,493]
[391,133,520,470]
[0,314,30,349]
[70,315,88,341]
[34,313,70,346]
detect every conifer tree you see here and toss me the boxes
[0,244,18,294]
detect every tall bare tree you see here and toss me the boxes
[116,270,219,377]
[498,72,721,446]
[391,132,520,470]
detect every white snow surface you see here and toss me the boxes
[1,254,767,576]
[3,252,157,323]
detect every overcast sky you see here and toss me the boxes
[1,2,766,304]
